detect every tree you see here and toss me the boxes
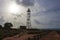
[4,22,13,29]
[0,25,2,29]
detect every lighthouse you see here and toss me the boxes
[27,8,31,29]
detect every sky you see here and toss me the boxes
[0,0,60,29]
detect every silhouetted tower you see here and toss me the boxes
[27,8,31,29]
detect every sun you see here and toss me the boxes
[6,2,27,15]
[7,2,20,14]
[9,4,19,13]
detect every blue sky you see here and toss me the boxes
[0,0,60,29]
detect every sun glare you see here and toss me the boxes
[6,2,27,15]
[8,3,20,14]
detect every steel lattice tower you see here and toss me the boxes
[26,8,31,29]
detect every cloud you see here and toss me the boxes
[0,16,5,25]
[32,10,60,29]
[34,20,41,25]
[0,0,60,29]
[16,0,35,6]
[37,0,60,9]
